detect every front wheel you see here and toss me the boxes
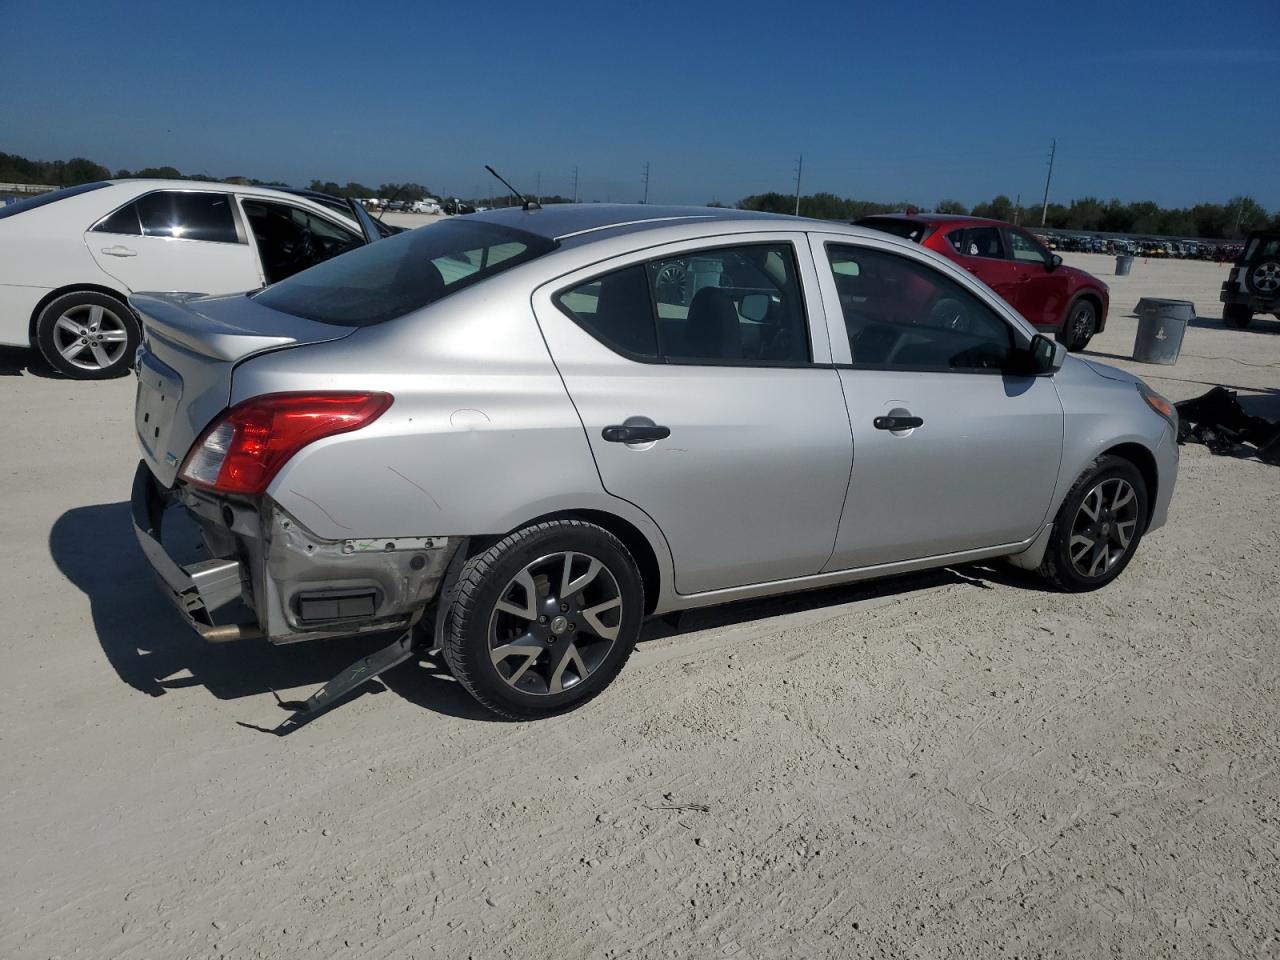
[443,520,645,719]
[1038,455,1149,592]
[35,290,139,379]
[1057,299,1097,351]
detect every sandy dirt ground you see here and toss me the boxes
[1,252,1277,959]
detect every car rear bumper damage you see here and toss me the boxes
[131,461,462,644]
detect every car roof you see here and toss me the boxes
[466,203,797,242]
[105,178,345,202]
[859,212,1011,229]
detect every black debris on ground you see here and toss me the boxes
[1175,387,1280,465]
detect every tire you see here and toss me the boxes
[1244,259,1280,297]
[35,290,139,379]
[1057,298,1097,351]
[1223,303,1254,328]
[442,520,645,719]
[1038,455,1149,593]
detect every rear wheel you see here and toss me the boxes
[35,291,138,379]
[1223,303,1254,328]
[1038,455,1149,592]
[1058,299,1097,351]
[443,520,644,719]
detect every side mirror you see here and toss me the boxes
[1048,254,1063,271]
[1029,333,1066,373]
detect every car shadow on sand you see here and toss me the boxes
[51,501,1046,729]
[0,346,62,378]
[49,501,497,726]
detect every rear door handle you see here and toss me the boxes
[101,245,137,257]
[873,415,923,431]
[602,424,671,444]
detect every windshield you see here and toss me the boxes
[253,219,556,326]
[0,181,111,220]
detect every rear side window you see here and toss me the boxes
[135,191,238,243]
[0,181,111,220]
[556,243,811,365]
[253,219,557,326]
[93,202,142,235]
[948,227,1005,259]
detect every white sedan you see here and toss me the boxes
[0,180,391,378]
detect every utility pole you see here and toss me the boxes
[642,161,650,204]
[572,166,579,204]
[1014,193,1021,226]
[793,154,803,216]
[535,171,541,204]
[1040,139,1055,227]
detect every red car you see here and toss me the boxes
[855,214,1109,351]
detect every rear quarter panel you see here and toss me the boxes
[236,276,674,588]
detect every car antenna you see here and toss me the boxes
[485,165,541,211]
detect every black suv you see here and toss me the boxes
[1221,231,1280,328]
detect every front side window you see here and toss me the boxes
[947,226,1004,260]
[826,244,1014,372]
[135,191,238,243]
[253,219,556,326]
[556,243,811,365]
[242,200,364,284]
[1007,229,1049,265]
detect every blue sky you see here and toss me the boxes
[2,0,1277,208]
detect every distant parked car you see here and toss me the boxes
[443,198,476,216]
[410,199,441,214]
[856,214,1110,350]
[0,180,386,378]
[1221,230,1280,328]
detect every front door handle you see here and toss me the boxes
[873,415,923,431]
[101,245,137,257]
[602,423,671,444]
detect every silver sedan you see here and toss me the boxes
[130,205,1178,719]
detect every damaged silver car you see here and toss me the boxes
[131,205,1179,719]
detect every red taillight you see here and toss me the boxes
[180,392,393,495]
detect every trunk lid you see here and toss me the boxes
[130,291,357,487]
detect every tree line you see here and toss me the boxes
[738,191,1278,239]
[3,151,1274,239]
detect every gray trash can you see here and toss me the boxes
[1132,299,1192,364]
[1115,254,1134,276]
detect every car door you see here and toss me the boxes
[1004,227,1068,329]
[85,189,261,294]
[533,233,853,595]
[811,233,1064,570]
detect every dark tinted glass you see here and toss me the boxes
[0,181,111,220]
[93,202,141,235]
[241,199,363,284]
[556,266,659,359]
[136,191,238,243]
[558,244,811,365]
[948,227,1004,259]
[827,244,1013,372]
[649,245,809,363]
[858,217,928,242]
[253,219,556,326]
